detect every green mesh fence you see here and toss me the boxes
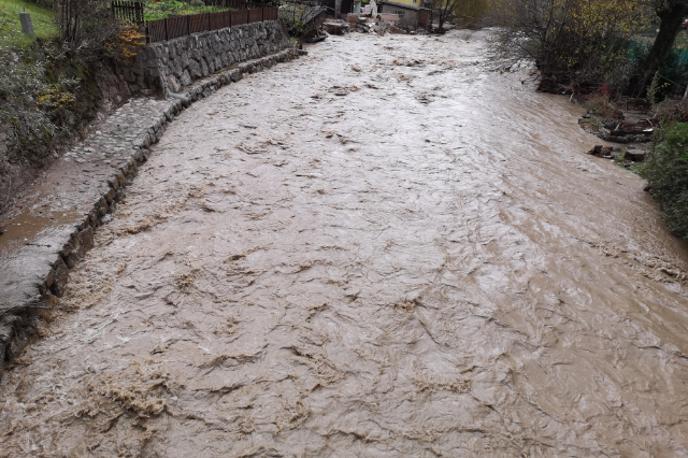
[628,39,688,97]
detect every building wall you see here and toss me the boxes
[379,3,420,27]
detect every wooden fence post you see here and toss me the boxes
[121,1,278,43]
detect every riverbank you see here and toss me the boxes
[0,47,303,369]
[0,40,134,213]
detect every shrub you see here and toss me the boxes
[0,47,56,166]
[494,0,652,94]
[0,38,125,211]
[655,99,688,124]
[143,0,229,21]
[454,0,492,28]
[106,26,146,61]
[56,0,118,47]
[0,2,131,211]
[642,122,688,238]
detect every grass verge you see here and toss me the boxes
[144,1,231,21]
[642,122,688,239]
[0,0,57,49]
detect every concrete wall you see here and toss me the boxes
[126,20,291,95]
[379,3,421,28]
[379,0,428,28]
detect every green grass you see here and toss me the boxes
[0,0,57,49]
[144,1,232,21]
[642,122,688,239]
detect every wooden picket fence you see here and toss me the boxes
[145,7,279,43]
[204,0,252,8]
[111,0,144,25]
[111,1,278,44]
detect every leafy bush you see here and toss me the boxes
[0,36,127,211]
[454,0,492,28]
[642,122,688,238]
[143,0,229,21]
[106,26,146,60]
[655,99,688,124]
[0,47,56,166]
[494,0,652,94]
[0,2,135,210]
[56,0,118,46]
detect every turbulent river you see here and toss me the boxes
[2,30,688,457]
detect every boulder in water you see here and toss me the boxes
[323,20,349,35]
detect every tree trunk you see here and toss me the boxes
[631,1,688,97]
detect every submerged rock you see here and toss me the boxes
[587,144,647,162]
[323,20,349,35]
[588,144,616,159]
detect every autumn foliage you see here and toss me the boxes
[494,0,654,94]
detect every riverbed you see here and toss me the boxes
[1,30,688,456]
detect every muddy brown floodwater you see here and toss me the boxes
[2,30,688,457]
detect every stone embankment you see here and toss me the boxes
[0,22,302,371]
[124,21,290,95]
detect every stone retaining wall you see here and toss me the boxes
[126,20,290,95]
[0,48,304,373]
